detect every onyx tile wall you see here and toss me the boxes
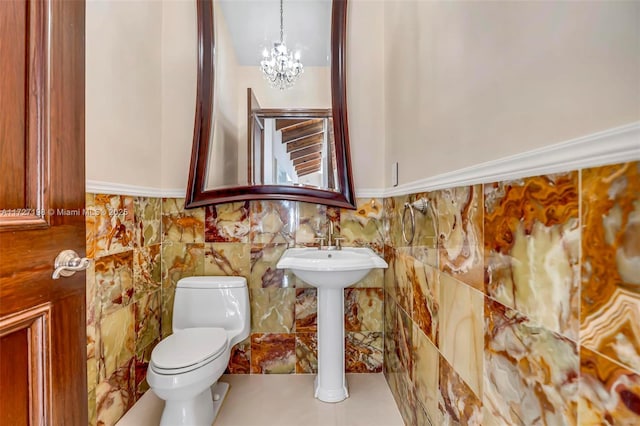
[86,196,385,425]
[162,198,385,376]
[86,195,162,426]
[382,161,640,425]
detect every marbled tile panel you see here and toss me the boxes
[134,339,157,400]
[340,198,385,254]
[396,300,414,383]
[296,202,329,245]
[385,195,408,248]
[249,200,296,244]
[250,333,296,374]
[416,401,434,426]
[90,194,135,257]
[410,258,439,345]
[86,193,98,259]
[581,162,640,373]
[98,304,135,382]
[579,345,640,424]
[295,332,317,374]
[351,268,383,289]
[162,198,205,243]
[250,288,295,333]
[394,252,415,316]
[384,246,398,302]
[95,359,134,426]
[133,196,161,247]
[227,337,251,374]
[250,244,293,288]
[439,273,483,397]
[484,297,578,425]
[203,242,251,278]
[161,242,204,290]
[439,354,483,425]
[484,172,580,339]
[344,288,383,332]
[388,368,418,426]
[95,251,133,316]
[88,387,96,426]
[87,355,98,395]
[205,201,250,242]
[345,332,383,373]
[161,288,175,338]
[134,292,161,352]
[295,288,317,332]
[435,185,484,291]
[384,290,399,378]
[412,324,440,419]
[133,244,161,300]
[86,260,97,358]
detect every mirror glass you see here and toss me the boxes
[187,0,356,209]
[207,0,333,191]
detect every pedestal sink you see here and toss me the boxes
[276,247,388,402]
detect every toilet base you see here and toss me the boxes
[159,381,230,426]
[211,381,230,421]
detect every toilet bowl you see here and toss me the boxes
[146,277,250,426]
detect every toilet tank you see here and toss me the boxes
[173,276,249,345]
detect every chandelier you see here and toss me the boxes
[260,0,303,90]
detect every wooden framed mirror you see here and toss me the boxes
[186,0,356,209]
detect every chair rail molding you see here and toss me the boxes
[384,121,640,198]
[86,122,638,199]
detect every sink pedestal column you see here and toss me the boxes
[314,287,349,403]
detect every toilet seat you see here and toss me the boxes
[151,327,228,375]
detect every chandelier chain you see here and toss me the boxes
[280,0,284,43]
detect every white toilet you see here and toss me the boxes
[147,276,250,426]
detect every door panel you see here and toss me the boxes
[0,0,27,209]
[0,0,86,424]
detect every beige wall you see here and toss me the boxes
[347,0,386,190]
[86,0,163,188]
[160,0,197,192]
[87,0,387,192]
[87,1,638,192]
[384,0,640,186]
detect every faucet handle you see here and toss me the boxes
[333,237,345,250]
[314,237,326,250]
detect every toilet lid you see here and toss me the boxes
[151,328,228,370]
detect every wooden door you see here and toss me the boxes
[0,0,86,424]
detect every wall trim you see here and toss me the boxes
[384,122,640,197]
[355,188,386,199]
[87,122,638,200]
[86,181,185,198]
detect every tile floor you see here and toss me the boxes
[117,373,404,426]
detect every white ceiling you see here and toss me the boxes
[217,0,332,67]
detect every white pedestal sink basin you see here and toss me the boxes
[276,247,388,402]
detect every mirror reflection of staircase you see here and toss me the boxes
[277,118,334,178]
